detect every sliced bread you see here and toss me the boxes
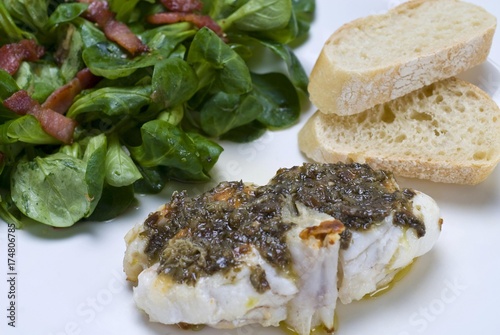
[308,0,497,116]
[298,77,500,184]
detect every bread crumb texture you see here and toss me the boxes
[299,78,500,184]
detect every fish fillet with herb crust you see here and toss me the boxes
[123,163,442,334]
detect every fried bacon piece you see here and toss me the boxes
[42,68,101,115]
[160,0,203,12]
[0,40,45,75]
[147,12,225,39]
[81,0,149,56]
[3,90,77,144]
[3,90,37,115]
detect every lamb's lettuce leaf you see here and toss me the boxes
[67,86,152,118]
[0,1,32,43]
[3,0,50,36]
[105,134,142,187]
[15,62,64,102]
[83,134,107,216]
[11,153,91,227]
[0,70,19,100]
[187,27,252,95]
[129,120,222,181]
[0,115,60,145]
[151,57,198,110]
[218,0,292,32]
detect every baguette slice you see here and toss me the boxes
[309,0,497,116]
[299,77,500,184]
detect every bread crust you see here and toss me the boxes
[308,0,497,116]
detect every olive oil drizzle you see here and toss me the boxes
[366,261,416,299]
[280,313,339,335]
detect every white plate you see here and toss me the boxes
[1,1,500,334]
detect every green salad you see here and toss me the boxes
[0,0,314,228]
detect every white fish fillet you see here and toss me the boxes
[123,163,442,334]
[124,221,149,282]
[283,202,343,334]
[127,199,344,333]
[338,191,441,304]
[134,248,297,328]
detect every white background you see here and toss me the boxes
[1,1,500,334]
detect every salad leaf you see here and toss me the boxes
[75,16,107,47]
[59,25,86,82]
[67,86,152,118]
[0,195,23,228]
[15,62,65,102]
[252,72,301,128]
[11,153,92,227]
[220,120,267,143]
[87,183,135,222]
[108,0,154,23]
[250,0,315,44]
[129,120,222,181]
[82,42,155,79]
[10,134,109,226]
[133,165,169,194]
[229,34,309,94]
[3,0,50,35]
[165,131,224,181]
[47,2,88,28]
[219,0,292,32]
[105,134,142,187]
[0,70,20,100]
[0,1,32,43]
[200,91,264,137]
[83,134,107,216]
[183,132,223,177]
[0,115,60,145]
[292,0,316,40]
[255,40,309,94]
[199,71,300,136]
[187,27,252,95]
[157,105,184,126]
[151,57,198,110]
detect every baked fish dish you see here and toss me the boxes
[123,163,442,334]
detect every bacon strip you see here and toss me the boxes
[160,0,203,12]
[147,12,224,39]
[0,40,45,75]
[81,0,149,56]
[2,90,37,114]
[42,68,101,115]
[3,90,77,144]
